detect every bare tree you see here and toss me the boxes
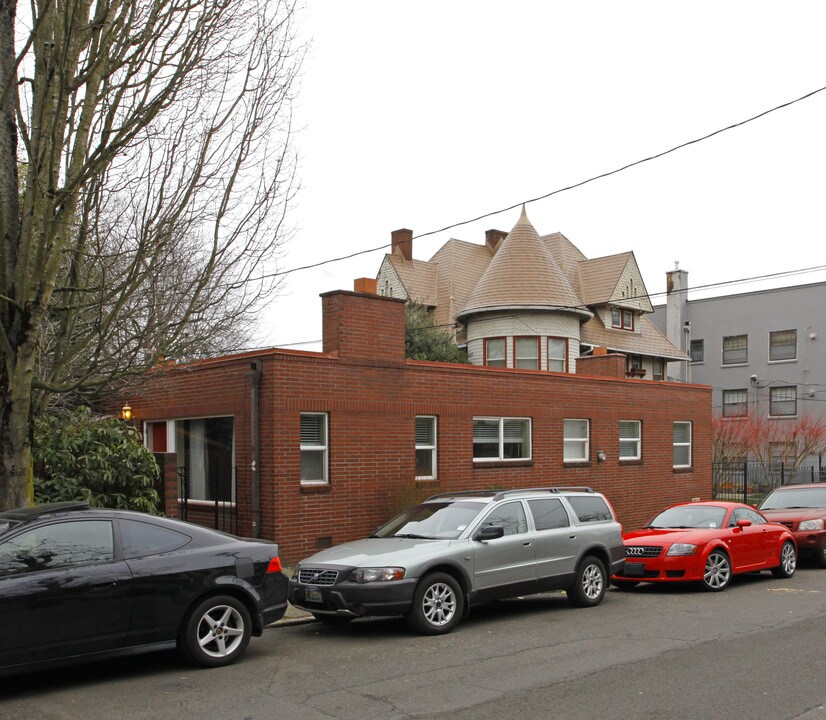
[0,0,303,509]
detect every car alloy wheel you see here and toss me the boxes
[406,572,464,635]
[567,555,607,607]
[180,595,252,667]
[701,551,731,591]
[771,541,797,578]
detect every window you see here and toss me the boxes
[120,520,191,559]
[567,496,613,523]
[0,520,114,576]
[473,417,531,461]
[769,329,797,362]
[612,308,634,330]
[514,337,539,370]
[415,416,437,479]
[673,422,692,468]
[484,338,506,367]
[722,389,748,418]
[729,507,766,527]
[722,334,748,365]
[176,417,235,502]
[563,419,589,462]
[619,420,641,460]
[547,337,567,372]
[479,501,528,536]
[300,413,328,484]
[690,339,704,363]
[770,386,797,417]
[652,357,664,381]
[528,498,570,530]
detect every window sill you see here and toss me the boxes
[563,461,592,468]
[768,359,797,365]
[177,498,236,507]
[618,459,643,465]
[673,466,694,474]
[473,459,533,469]
[300,484,332,494]
[721,363,748,368]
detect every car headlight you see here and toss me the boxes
[666,543,699,556]
[350,567,406,583]
[798,519,825,531]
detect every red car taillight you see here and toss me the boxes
[266,556,282,574]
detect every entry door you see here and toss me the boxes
[472,501,536,595]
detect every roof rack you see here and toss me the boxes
[492,487,594,500]
[425,487,594,503]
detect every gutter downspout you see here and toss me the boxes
[246,360,263,538]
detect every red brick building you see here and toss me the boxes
[122,288,711,563]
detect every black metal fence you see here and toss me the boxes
[712,461,826,505]
[178,467,238,535]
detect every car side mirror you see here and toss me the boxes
[736,519,752,529]
[474,525,505,542]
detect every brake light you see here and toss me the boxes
[266,556,282,573]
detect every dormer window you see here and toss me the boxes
[612,308,634,330]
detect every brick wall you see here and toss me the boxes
[125,291,712,564]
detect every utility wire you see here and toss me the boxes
[268,83,826,280]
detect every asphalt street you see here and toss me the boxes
[3,562,826,720]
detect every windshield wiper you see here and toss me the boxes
[393,533,435,540]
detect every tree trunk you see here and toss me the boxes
[0,354,35,509]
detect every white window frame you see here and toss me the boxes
[673,421,692,468]
[514,337,539,370]
[473,417,532,462]
[619,420,641,461]
[769,329,797,363]
[300,413,329,485]
[563,419,589,463]
[769,386,797,418]
[484,337,506,368]
[415,415,438,480]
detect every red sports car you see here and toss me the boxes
[612,501,797,592]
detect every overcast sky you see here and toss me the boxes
[258,1,826,350]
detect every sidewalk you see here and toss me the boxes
[274,601,314,627]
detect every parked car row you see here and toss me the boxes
[2,483,823,676]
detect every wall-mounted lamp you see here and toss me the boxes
[121,403,133,422]
[597,450,607,462]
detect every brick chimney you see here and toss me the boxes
[485,229,507,253]
[391,228,413,262]
[353,278,377,294]
[321,290,406,361]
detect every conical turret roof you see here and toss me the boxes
[456,207,590,320]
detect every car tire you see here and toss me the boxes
[771,541,797,578]
[567,555,607,607]
[405,572,464,635]
[816,547,826,569]
[179,595,252,668]
[701,550,732,592]
[611,579,640,590]
[312,613,353,625]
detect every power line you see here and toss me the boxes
[268,83,826,280]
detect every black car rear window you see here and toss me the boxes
[567,496,613,524]
[120,520,192,558]
[0,519,21,536]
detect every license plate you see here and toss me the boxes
[305,585,322,603]
[624,562,645,577]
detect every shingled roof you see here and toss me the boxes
[455,207,591,321]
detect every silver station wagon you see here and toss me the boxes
[289,487,625,634]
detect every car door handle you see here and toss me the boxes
[522,541,533,547]
[569,535,577,540]
[91,577,119,591]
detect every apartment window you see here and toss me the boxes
[484,338,506,368]
[176,417,235,502]
[690,339,704,363]
[547,337,567,372]
[722,389,748,418]
[563,419,589,462]
[769,329,797,362]
[652,358,664,381]
[611,308,634,330]
[473,417,531,461]
[300,413,328,484]
[722,335,748,365]
[770,386,797,417]
[514,337,539,370]
[673,422,692,468]
[415,416,437,479]
[619,420,641,460]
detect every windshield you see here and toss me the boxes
[760,488,826,510]
[647,505,727,529]
[374,501,487,540]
